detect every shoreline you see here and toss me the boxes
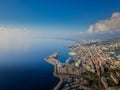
[44,58,63,90]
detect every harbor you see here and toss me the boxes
[44,52,81,90]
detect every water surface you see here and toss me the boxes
[0,38,74,90]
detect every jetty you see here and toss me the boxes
[44,53,63,90]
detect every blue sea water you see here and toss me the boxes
[0,39,74,90]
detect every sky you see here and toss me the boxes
[0,0,120,39]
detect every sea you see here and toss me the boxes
[0,38,75,90]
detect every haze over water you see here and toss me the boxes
[0,0,120,90]
[0,38,74,90]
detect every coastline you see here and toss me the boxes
[44,58,63,90]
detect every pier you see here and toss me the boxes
[44,53,63,90]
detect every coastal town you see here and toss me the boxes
[45,38,120,90]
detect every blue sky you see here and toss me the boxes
[0,0,120,38]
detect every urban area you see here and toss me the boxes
[45,38,120,90]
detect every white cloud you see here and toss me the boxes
[0,27,75,50]
[0,27,33,50]
[0,27,31,38]
[88,12,120,33]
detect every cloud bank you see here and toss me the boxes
[0,27,76,50]
[0,27,30,38]
[88,12,120,33]
[0,27,32,50]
